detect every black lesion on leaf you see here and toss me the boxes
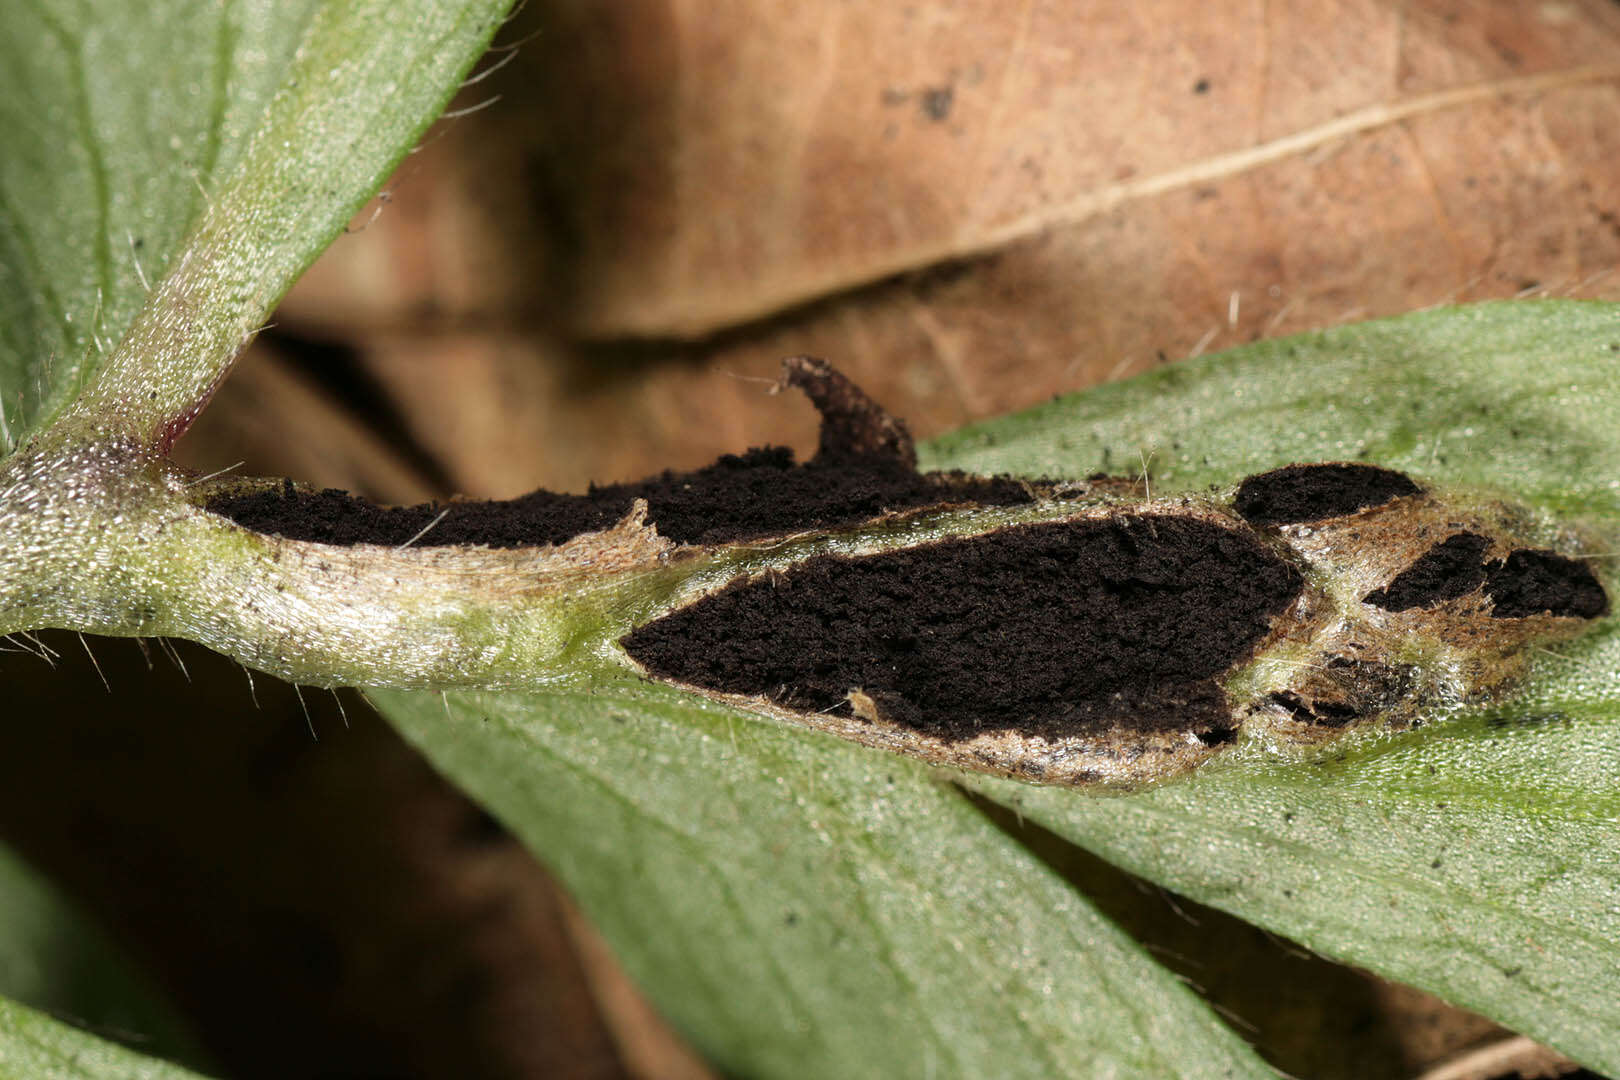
[1484,548,1608,619]
[1364,534,1608,619]
[1233,463,1420,526]
[205,358,1032,548]
[1364,533,1492,612]
[621,515,1304,745]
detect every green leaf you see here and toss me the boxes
[926,298,1620,1072]
[0,840,201,1070]
[923,299,1620,520]
[0,0,512,451]
[376,682,1274,1080]
[0,995,211,1080]
[971,697,1620,1074]
[374,300,1620,1075]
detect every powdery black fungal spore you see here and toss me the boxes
[206,357,1032,548]
[1362,534,1608,619]
[1485,549,1608,619]
[207,452,1032,548]
[1234,463,1420,526]
[621,515,1305,744]
[1364,533,1492,612]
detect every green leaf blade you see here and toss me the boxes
[0,995,211,1080]
[376,682,1275,1080]
[926,300,1620,521]
[923,299,1620,1070]
[978,699,1620,1073]
[0,0,510,452]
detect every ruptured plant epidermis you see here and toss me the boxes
[205,358,1610,789]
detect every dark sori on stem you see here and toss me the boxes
[210,358,1609,789]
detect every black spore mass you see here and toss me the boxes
[622,515,1305,744]
[208,453,1031,549]
[1364,533,1492,612]
[1485,549,1608,619]
[206,356,1033,548]
[1363,534,1608,619]
[1234,463,1420,526]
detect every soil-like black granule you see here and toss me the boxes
[1484,549,1609,619]
[1233,464,1420,526]
[207,358,1033,548]
[621,515,1305,744]
[1363,533,1492,612]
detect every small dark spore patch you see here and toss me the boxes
[1364,536,1608,619]
[622,515,1304,744]
[1364,533,1492,612]
[209,452,1032,548]
[1484,549,1608,619]
[1234,463,1420,526]
[206,357,1033,548]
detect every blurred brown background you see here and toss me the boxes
[7,1,1620,1076]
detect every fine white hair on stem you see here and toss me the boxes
[155,636,190,682]
[1263,296,1298,336]
[293,683,316,740]
[0,634,42,657]
[241,663,260,709]
[344,189,392,233]
[1564,267,1613,295]
[19,630,60,666]
[439,94,502,120]
[499,0,532,29]
[395,507,451,551]
[491,0,541,50]
[723,370,780,387]
[187,166,216,211]
[330,689,349,729]
[1206,998,1260,1037]
[184,461,246,487]
[1530,644,1596,667]
[1156,885,1200,927]
[1187,325,1219,359]
[459,45,520,89]
[126,230,151,292]
[77,632,110,692]
[89,288,109,355]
